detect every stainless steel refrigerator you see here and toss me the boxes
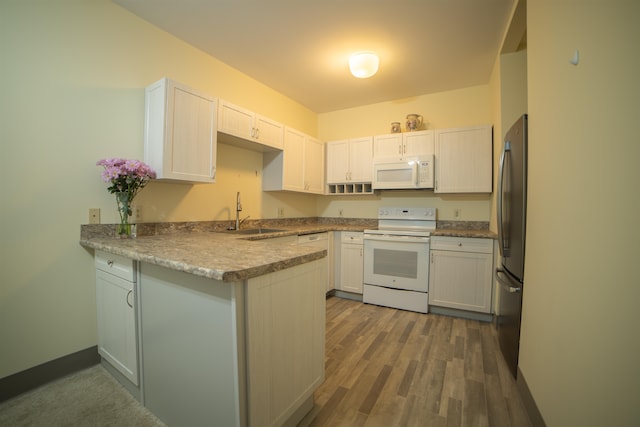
[496,114,527,378]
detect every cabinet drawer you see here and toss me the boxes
[341,231,363,244]
[430,236,493,254]
[298,232,328,244]
[95,250,135,281]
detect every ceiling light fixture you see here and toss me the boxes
[349,51,379,78]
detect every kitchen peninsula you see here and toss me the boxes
[80,228,330,427]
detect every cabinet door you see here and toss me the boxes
[245,259,326,427]
[218,99,254,141]
[304,137,325,194]
[435,125,493,193]
[145,78,217,183]
[96,270,138,384]
[326,140,350,183]
[283,127,306,191]
[255,114,284,149]
[404,130,434,157]
[429,249,493,313]
[373,133,402,160]
[340,242,363,294]
[349,136,373,182]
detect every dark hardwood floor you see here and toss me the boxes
[298,296,531,427]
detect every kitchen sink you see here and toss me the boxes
[227,228,286,235]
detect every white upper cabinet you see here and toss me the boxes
[326,137,373,184]
[144,78,217,183]
[218,99,284,150]
[304,135,325,194]
[283,127,305,192]
[326,140,349,183]
[435,125,493,193]
[373,130,434,160]
[263,127,325,194]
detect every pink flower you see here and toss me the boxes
[96,158,156,198]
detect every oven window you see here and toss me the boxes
[372,249,418,279]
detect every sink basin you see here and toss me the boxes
[227,228,286,235]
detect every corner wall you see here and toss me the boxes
[522,1,640,425]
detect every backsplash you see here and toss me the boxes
[80,217,488,240]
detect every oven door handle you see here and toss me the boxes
[363,234,430,243]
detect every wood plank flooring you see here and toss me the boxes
[298,297,531,427]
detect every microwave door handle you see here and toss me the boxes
[498,142,511,257]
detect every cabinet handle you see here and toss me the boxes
[251,127,255,138]
[126,289,133,308]
[398,145,402,155]
[458,242,463,247]
[255,128,260,139]
[107,260,114,267]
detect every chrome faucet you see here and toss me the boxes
[234,191,249,230]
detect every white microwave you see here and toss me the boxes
[372,155,434,190]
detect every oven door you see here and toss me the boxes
[363,234,430,292]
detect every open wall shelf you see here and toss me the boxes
[326,183,374,195]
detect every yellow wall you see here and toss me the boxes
[523,1,640,425]
[0,0,318,378]
[318,85,492,141]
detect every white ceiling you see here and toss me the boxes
[115,0,517,113]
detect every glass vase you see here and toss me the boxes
[115,192,135,238]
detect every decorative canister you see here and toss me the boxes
[391,122,401,133]
[406,114,424,131]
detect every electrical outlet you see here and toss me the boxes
[131,206,142,222]
[89,208,100,224]
[453,208,461,219]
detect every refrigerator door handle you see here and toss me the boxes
[497,142,511,257]
[496,269,522,293]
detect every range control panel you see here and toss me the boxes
[377,207,436,221]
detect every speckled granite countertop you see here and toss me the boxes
[80,218,495,283]
[431,229,497,239]
[81,231,327,282]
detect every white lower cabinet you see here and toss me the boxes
[94,250,138,385]
[336,232,364,294]
[428,237,494,313]
[298,232,333,292]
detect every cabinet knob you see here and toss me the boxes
[107,260,114,267]
[458,242,463,247]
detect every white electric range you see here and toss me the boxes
[363,207,436,313]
